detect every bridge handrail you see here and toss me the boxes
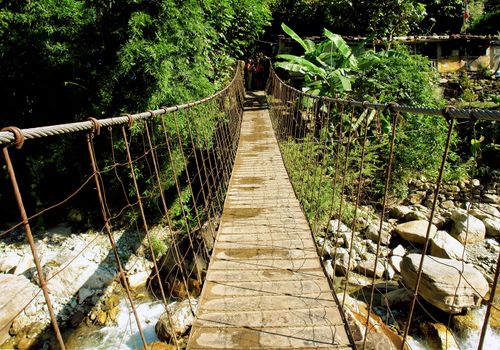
[0,61,244,147]
[269,65,500,121]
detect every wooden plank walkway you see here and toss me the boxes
[187,92,353,349]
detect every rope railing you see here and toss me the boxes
[267,66,500,350]
[269,66,500,121]
[0,62,244,147]
[0,62,245,350]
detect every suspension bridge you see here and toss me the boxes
[0,62,499,350]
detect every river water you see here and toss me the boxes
[65,298,165,350]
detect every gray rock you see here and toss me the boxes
[0,274,39,344]
[382,288,412,308]
[484,217,500,237]
[44,255,114,298]
[450,209,486,244]
[391,245,406,257]
[329,219,350,235]
[469,204,500,220]
[0,252,21,273]
[389,205,412,219]
[408,192,426,205]
[483,194,499,204]
[316,237,334,257]
[355,253,385,278]
[404,210,429,222]
[156,299,197,342]
[430,231,467,261]
[440,200,455,209]
[333,247,356,275]
[323,259,334,279]
[401,254,489,313]
[365,223,391,245]
[394,220,437,244]
[390,256,403,274]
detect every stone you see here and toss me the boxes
[394,220,437,245]
[355,253,385,278]
[452,312,480,337]
[78,287,94,304]
[391,245,406,257]
[420,322,460,350]
[403,210,429,222]
[68,311,85,328]
[365,223,391,245]
[385,262,396,280]
[108,306,120,323]
[408,192,426,205]
[332,247,356,276]
[0,252,21,273]
[340,293,407,349]
[96,310,107,325]
[484,217,500,237]
[323,259,334,279]
[156,299,197,342]
[390,256,403,274]
[17,336,37,350]
[316,237,334,257]
[441,200,455,209]
[400,254,489,313]
[389,205,412,219]
[43,255,114,298]
[450,209,486,244]
[430,231,467,261]
[469,204,500,220]
[141,342,176,350]
[483,193,499,204]
[127,271,150,290]
[471,179,480,187]
[0,275,39,345]
[329,219,351,235]
[382,288,412,308]
[13,255,35,276]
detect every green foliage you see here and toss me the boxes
[0,0,268,227]
[271,0,425,37]
[151,235,168,257]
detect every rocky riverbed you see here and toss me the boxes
[317,178,500,349]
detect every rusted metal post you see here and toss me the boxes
[2,147,66,350]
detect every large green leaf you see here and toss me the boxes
[323,28,357,69]
[281,23,314,53]
[276,54,324,75]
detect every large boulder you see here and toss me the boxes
[420,322,460,350]
[430,231,467,261]
[389,205,412,219]
[450,209,485,244]
[401,254,489,313]
[340,293,409,350]
[365,223,391,246]
[355,253,385,278]
[469,204,500,220]
[394,220,437,245]
[332,247,356,276]
[484,217,500,237]
[0,274,39,345]
[0,252,21,274]
[43,255,114,298]
[156,299,197,342]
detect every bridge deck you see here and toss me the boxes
[187,92,353,349]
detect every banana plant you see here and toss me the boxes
[275,23,406,97]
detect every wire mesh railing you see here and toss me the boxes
[0,62,244,349]
[267,66,500,350]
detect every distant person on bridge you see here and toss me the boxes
[245,58,255,90]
